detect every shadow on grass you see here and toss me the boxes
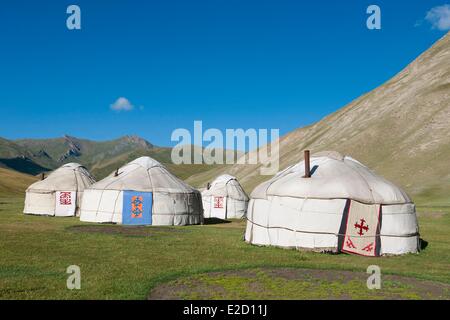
[66,224,188,237]
[419,238,428,251]
[203,218,231,225]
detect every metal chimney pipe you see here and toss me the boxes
[304,150,311,178]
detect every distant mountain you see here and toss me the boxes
[0,137,51,175]
[12,135,165,178]
[0,135,169,179]
[15,134,155,164]
[0,137,31,158]
[187,32,450,206]
[0,135,234,182]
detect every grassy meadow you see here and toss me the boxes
[0,194,449,300]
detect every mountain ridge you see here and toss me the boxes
[186,31,450,206]
[0,134,166,178]
[0,135,236,182]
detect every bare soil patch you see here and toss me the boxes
[67,225,188,237]
[148,268,450,300]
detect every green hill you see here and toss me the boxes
[0,135,171,179]
[0,168,37,196]
[186,32,450,206]
[0,135,229,182]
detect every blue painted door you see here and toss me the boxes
[122,191,152,225]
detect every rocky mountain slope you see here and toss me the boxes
[0,135,170,178]
[187,32,450,205]
[0,135,234,181]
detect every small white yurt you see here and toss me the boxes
[245,151,420,256]
[24,163,96,217]
[201,174,249,219]
[79,156,203,226]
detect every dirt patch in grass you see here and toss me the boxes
[148,268,450,300]
[67,225,189,237]
[150,279,227,300]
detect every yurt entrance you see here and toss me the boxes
[55,191,77,217]
[211,195,227,219]
[121,191,153,225]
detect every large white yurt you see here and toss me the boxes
[201,174,249,219]
[79,156,203,226]
[245,151,420,256]
[24,163,96,217]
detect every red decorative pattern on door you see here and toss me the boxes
[59,192,72,205]
[214,196,224,208]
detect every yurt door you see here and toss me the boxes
[122,191,153,225]
[338,200,381,257]
[55,191,77,217]
[211,196,227,219]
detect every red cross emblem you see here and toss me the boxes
[354,218,369,236]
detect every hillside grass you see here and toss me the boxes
[0,168,37,196]
[0,195,449,299]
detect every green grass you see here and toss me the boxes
[0,197,449,299]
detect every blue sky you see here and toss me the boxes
[0,0,448,147]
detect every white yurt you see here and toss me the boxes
[24,163,96,217]
[201,174,249,219]
[245,151,420,256]
[79,156,203,226]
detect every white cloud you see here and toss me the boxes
[110,97,135,111]
[425,4,450,31]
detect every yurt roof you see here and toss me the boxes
[26,163,95,192]
[60,163,85,170]
[251,152,411,205]
[202,174,249,200]
[128,156,163,169]
[211,174,237,186]
[87,156,198,193]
